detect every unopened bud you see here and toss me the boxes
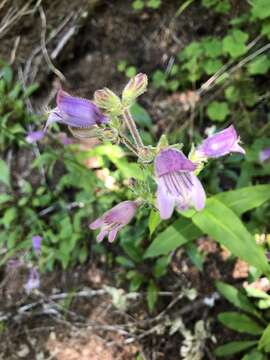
[94,88,122,116]
[157,134,169,152]
[122,73,148,107]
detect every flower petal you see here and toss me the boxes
[190,173,206,211]
[89,218,103,230]
[97,230,107,242]
[198,125,242,158]
[155,148,196,176]
[230,142,245,155]
[156,183,175,220]
[108,228,118,243]
[26,130,45,143]
[57,89,107,128]
[259,148,270,162]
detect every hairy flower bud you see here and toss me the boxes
[122,73,148,107]
[94,88,122,116]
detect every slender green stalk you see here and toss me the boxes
[122,108,144,149]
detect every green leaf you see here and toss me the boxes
[207,101,230,121]
[153,255,171,278]
[148,210,161,236]
[147,280,158,313]
[192,199,270,275]
[216,281,261,319]
[258,324,270,352]
[223,29,248,58]
[242,349,266,360]
[247,55,270,75]
[225,85,239,103]
[218,312,264,335]
[215,340,257,357]
[144,217,201,258]
[129,273,144,292]
[251,0,270,19]
[130,103,152,129]
[261,21,270,38]
[147,0,161,9]
[152,70,167,88]
[0,159,10,187]
[125,66,137,78]
[185,242,204,271]
[245,286,270,300]
[1,65,13,84]
[215,185,270,216]
[132,0,144,10]
[203,58,223,75]
[0,194,12,204]
[115,256,135,268]
[203,38,223,58]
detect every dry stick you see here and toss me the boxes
[0,0,41,39]
[199,35,265,95]
[39,5,66,82]
[9,36,20,65]
[51,25,77,60]
[24,12,75,82]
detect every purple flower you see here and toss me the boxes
[89,201,139,242]
[259,148,270,162]
[197,125,245,158]
[155,148,206,219]
[58,132,73,146]
[32,235,42,254]
[24,267,40,294]
[26,130,45,143]
[45,89,108,130]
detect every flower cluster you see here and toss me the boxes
[28,74,245,242]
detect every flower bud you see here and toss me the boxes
[157,134,169,152]
[122,73,148,107]
[94,88,122,116]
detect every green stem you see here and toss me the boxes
[122,108,144,150]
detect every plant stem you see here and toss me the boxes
[119,133,139,156]
[122,108,144,150]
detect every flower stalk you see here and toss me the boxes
[122,108,144,150]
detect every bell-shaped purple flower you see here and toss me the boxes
[259,148,270,162]
[196,125,245,158]
[155,148,206,220]
[24,267,40,294]
[89,201,139,242]
[26,130,45,143]
[32,235,42,254]
[45,89,108,130]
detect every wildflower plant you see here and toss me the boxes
[33,73,246,242]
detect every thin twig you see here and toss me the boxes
[39,5,66,82]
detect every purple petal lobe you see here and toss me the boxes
[155,148,196,176]
[259,148,270,162]
[89,218,103,230]
[190,173,206,211]
[57,90,108,128]
[156,183,175,220]
[108,229,118,243]
[26,130,45,143]
[97,230,107,243]
[197,125,244,158]
[24,268,40,294]
[32,235,42,254]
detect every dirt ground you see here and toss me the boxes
[0,1,255,359]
